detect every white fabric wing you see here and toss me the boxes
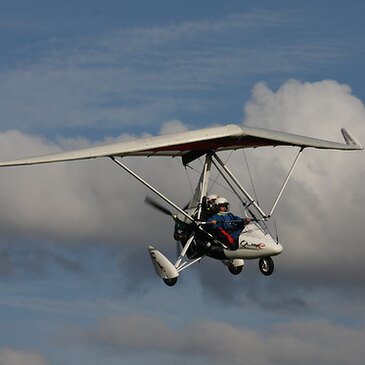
[0,124,362,167]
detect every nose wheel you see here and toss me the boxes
[163,277,178,286]
[259,257,274,276]
[228,265,243,275]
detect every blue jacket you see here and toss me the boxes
[208,212,245,240]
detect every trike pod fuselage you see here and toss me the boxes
[221,222,283,260]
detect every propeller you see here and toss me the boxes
[144,195,228,251]
[145,195,184,260]
[144,196,174,217]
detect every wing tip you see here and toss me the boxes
[341,128,363,150]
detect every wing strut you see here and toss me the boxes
[213,153,267,218]
[110,155,222,272]
[210,158,253,217]
[109,157,194,224]
[267,147,303,218]
[213,148,304,219]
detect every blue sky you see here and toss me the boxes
[0,1,364,364]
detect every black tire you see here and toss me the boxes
[259,257,274,276]
[163,277,178,286]
[228,265,243,275]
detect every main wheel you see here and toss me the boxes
[228,265,243,275]
[259,257,274,276]
[163,277,178,286]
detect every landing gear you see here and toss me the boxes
[223,259,244,275]
[228,265,243,275]
[259,257,274,276]
[163,277,178,286]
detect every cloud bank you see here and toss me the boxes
[0,348,48,365]
[243,79,365,282]
[71,315,365,365]
[0,76,364,365]
[0,79,363,308]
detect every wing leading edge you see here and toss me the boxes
[0,124,362,167]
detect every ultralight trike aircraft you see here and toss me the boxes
[0,124,362,286]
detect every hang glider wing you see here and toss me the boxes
[0,124,362,167]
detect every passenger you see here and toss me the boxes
[207,197,251,250]
[198,194,219,221]
[205,194,219,217]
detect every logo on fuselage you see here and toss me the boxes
[240,241,266,250]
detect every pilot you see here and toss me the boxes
[207,197,251,250]
[205,194,219,216]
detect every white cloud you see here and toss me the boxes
[244,79,365,136]
[241,79,365,283]
[0,348,48,365]
[0,79,363,303]
[267,320,365,365]
[0,123,192,246]
[73,315,365,365]
[159,120,188,135]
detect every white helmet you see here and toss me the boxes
[215,197,230,211]
[206,194,218,203]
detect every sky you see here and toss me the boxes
[0,1,364,364]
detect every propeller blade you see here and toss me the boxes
[144,196,173,216]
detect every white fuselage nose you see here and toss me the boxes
[224,223,283,260]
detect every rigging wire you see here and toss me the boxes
[207,150,234,194]
[243,149,260,205]
[184,164,196,196]
[181,160,236,197]
[179,153,270,230]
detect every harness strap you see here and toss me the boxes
[218,228,235,245]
